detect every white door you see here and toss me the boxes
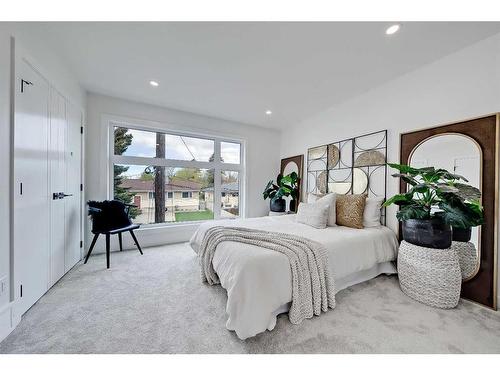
[65,102,83,272]
[14,59,50,314]
[49,90,67,286]
[14,55,83,315]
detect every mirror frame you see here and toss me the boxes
[400,114,499,310]
[280,154,304,212]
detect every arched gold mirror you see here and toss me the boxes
[409,133,482,281]
[400,114,498,309]
[280,155,304,212]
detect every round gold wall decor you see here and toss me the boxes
[317,171,327,194]
[354,150,385,167]
[352,167,368,194]
[328,144,340,168]
[308,146,327,160]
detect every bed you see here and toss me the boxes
[190,214,398,339]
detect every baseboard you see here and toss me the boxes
[0,301,20,343]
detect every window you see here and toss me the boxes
[111,123,243,226]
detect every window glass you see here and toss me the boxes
[114,126,215,162]
[166,134,214,162]
[114,164,214,224]
[221,141,241,164]
[114,126,157,158]
[221,171,239,218]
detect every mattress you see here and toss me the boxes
[190,214,399,339]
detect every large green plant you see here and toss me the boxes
[263,172,299,201]
[383,163,484,228]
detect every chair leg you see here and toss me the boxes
[118,232,123,251]
[106,233,110,269]
[84,233,99,264]
[129,230,143,255]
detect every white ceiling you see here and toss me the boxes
[29,22,500,128]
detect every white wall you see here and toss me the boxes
[279,32,500,300]
[85,93,280,251]
[0,23,86,341]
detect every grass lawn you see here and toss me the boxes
[175,210,214,222]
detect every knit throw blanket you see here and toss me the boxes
[198,226,336,325]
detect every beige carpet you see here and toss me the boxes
[1,243,500,354]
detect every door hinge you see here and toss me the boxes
[80,183,83,191]
[20,79,33,93]
[80,126,83,134]
[80,240,83,248]
[20,284,23,298]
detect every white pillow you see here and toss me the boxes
[363,197,384,228]
[308,192,337,226]
[307,192,323,203]
[296,202,330,229]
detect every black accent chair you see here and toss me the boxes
[84,200,143,268]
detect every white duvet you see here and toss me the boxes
[190,215,398,339]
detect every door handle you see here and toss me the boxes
[53,192,73,200]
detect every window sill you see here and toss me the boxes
[134,217,241,231]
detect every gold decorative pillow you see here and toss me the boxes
[336,194,367,229]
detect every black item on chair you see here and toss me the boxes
[84,200,143,269]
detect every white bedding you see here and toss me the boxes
[190,214,399,339]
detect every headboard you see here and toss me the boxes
[307,130,388,224]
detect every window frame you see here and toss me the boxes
[107,117,245,227]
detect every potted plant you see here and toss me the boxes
[280,172,300,212]
[263,172,299,212]
[384,163,484,249]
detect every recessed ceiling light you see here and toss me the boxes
[149,80,159,87]
[385,24,400,35]
[265,110,272,115]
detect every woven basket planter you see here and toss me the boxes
[453,241,478,280]
[398,241,461,309]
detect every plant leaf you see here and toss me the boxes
[383,194,411,207]
[453,183,481,201]
[391,173,419,186]
[387,163,420,176]
[396,204,430,221]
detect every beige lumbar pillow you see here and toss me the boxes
[296,202,330,229]
[307,192,337,226]
[336,194,367,229]
[363,197,384,228]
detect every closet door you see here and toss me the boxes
[49,90,67,286]
[65,102,83,271]
[14,59,50,315]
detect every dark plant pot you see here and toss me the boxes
[452,226,472,242]
[402,218,452,249]
[289,199,297,213]
[270,198,286,212]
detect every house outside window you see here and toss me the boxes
[110,120,243,225]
